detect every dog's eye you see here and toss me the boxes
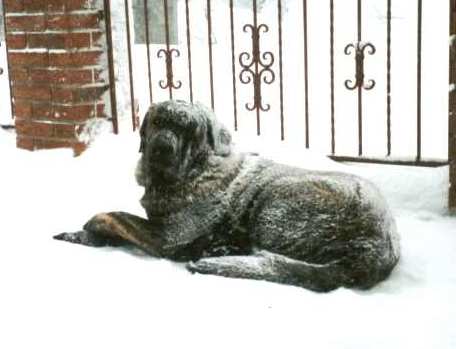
[152,118,160,127]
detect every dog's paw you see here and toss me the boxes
[185,260,216,275]
[185,261,200,274]
[53,230,111,247]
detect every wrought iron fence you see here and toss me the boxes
[104,0,452,169]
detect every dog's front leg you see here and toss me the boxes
[54,212,165,257]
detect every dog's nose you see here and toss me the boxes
[151,137,174,158]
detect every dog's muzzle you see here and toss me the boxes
[149,131,178,167]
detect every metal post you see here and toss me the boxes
[103,0,119,134]
[124,0,137,131]
[449,0,456,212]
[417,0,423,161]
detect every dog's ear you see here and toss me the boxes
[206,119,232,157]
[139,104,156,153]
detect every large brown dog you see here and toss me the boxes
[55,100,400,292]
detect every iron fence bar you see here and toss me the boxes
[124,0,137,130]
[207,0,215,110]
[303,0,309,148]
[253,0,260,135]
[387,0,392,156]
[278,0,284,140]
[330,0,335,154]
[143,0,153,104]
[329,155,448,168]
[185,0,194,103]
[417,0,422,161]
[229,0,238,130]
[103,0,119,134]
[0,43,3,75]
[163,0,173,99]
[1,0,15,122]
[357,0,363,156]
[449,0,456,211]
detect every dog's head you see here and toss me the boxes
[136,100,232,186]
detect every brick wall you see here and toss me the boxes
[3,0,109,155]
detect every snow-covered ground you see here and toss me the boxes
[0,0,454,347]
[0,127,455,349]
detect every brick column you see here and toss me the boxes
[3,0,110,155]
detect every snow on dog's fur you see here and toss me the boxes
[55,100,400,291]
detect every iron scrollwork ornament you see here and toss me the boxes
[344,42,376,90]
[239,23,275,112]
[157,48,182,90]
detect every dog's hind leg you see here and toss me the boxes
[54,212,165,257]
[186,250,345,292]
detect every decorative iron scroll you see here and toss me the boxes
[344,42,376,90]
[239,23,275,112]
[157,48,182,90]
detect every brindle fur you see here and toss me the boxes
[54,100,400,292]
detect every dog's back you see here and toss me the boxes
[188,155,400,291]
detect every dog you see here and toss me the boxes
[54,100,400,292]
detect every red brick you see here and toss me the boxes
[56,104,96,121]
[47,13,100,31]
[51,86,107,104]
[15,120,33,136]
[94,69,105,83]
[73,142,87,156]
[15,119,55,138]
[33,122,55,138]
[28,33,91,49]
[54,124,77,138]
[96,103,106,117]
[22,0,46,12]
[9,52,49,67]
[45,0,65,12]
[22,0,91,12]
[64,33,92,49]
[6,15,46,32]
[16,136,35,151]
[35,138,70,149]
[52,87,74,103]
[65,0,94,11]
[13,85,51,101]
[72,85,108,103]
[30,69,93,84]
[33,104,96,122]
[27,33,53,48]
[6,34,27,49]
[26,0,94,12]
[49,51,103,67]
[9,67,29,81]
[91,32,103,48]
[32,103,53,119]
[4,0,24,12]
[14,101,33,118]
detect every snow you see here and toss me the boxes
[0,127,455,349]
[0,0,455,347]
